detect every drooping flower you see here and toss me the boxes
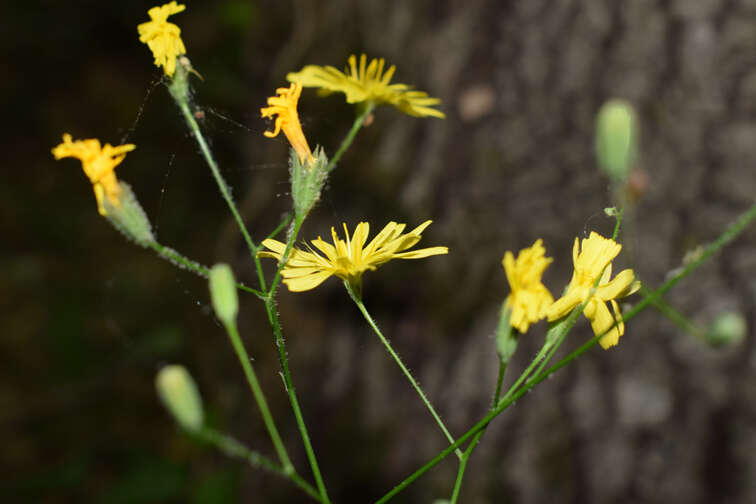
[138,2,187,77]
[51,134,136,216]
[546,232,640,349]
[258,220,448,293]
[286,54,445,118]
[260,81,314,166]
[503,239,554,333]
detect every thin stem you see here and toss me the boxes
[172,92,268,291]
[148,241,265,299]
[266,212,294,242]
[639,285,707,340]
[222,321,293,473]
[376,200,756,503]
[267,215,305,296]
[326,102,375,173]
[263,297,331,503]
[197,427,322,502]
[345,283,462,460]
[449,359,507,503]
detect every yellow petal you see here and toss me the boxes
[284,270,334,292]
[595,269,636,300]
[393,246,449,259]
[546,289,583,321]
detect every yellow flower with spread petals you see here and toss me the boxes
[287,54,445,118]
[258,221,448,293]
[503,239,554,334]
[261,81,314,166]
[52,134,135,216]
[546,232,640,349]
[138,2,187,77]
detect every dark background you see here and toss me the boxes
[4,1,756,502]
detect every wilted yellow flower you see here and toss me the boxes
[261,81,314,166]
[503,239,554,333]
[287,54,445,118]
[138,2,187,77]
[546,232,640,349]
[258,220,448,293]
[52,134,136,216]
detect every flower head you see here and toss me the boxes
[52,134,135,216]
[503,239,554,333]
[261,81,314,166]
[287,54,445,118]
[546,232,640,349]
[258,220,448,293]
[138,2,187,77]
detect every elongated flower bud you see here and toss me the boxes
[156,365,204,431]
[596,99,638,183]
[209,264,238,327]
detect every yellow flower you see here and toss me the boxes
[503,239,554,333]
[258,220,448,292]
[286,54,445,118]
[546,232,640,349]
[138,2,187,77]
[260,81,314,166]
[52,134,135,216]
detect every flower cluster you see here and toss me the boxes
[287,54,445,118]
[51,134,135,216]
[503,232,639,349]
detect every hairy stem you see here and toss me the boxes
[345,283,463,460]
[197,427,322,502]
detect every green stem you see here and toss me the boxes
[263,297,331,503]
[197,427,322,502]
[222,321,293,473]
[148,241,265,299]
[449,359,506,503]
[171,88,268,291]
[639,285,707,340]
[376,200,756,503]
[326,102,375,173]
[267,215,305,296]
[345,283,463,460]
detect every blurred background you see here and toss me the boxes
[3,1,756,502]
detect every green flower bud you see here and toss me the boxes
[595,99,638,182]
[209,264,238,327]
[707,311,747,346]
[496,304,518,364]
[156,365,204,432]
[103,181,155,246]
[290,146,328,220]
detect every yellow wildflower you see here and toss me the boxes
[52,134,135,216]
[287,54,445,118]
[260,81,314,166]
[138,2,187,77]
[503,239,554,333]
[546,232,640,349]
[258,221,448,292]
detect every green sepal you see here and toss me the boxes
[167,56,190,103]
[290,146,328,219]
[496,304,518,364]
[103,181,155,247]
